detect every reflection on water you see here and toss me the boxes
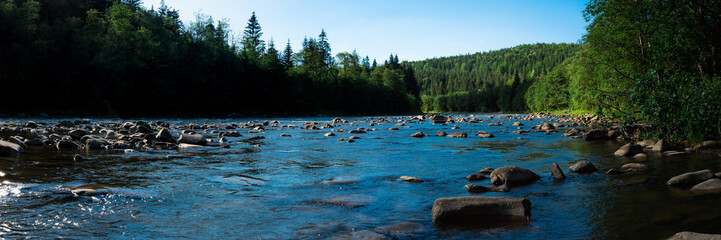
[0,115,720,239]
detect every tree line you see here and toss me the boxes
[0,0,420,117]
[405,43,579,112]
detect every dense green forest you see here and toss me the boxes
[527,0,721,143]
[0,0,420,116]
[405,43,579,112]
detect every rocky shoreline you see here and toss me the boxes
[1,113,720,239]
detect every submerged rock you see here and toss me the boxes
[490,166,540,186]
[318,194,377,208]
[478,167,494,175]
[464,184,509,193]
[446,132,467,138]
[620,163,649,172]
[432,196,531,224]
[465,174,488,181]
[399,176,424,183]
[668,231,721,240]
[667,169,714,188]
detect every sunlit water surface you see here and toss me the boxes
[1,114,720,239]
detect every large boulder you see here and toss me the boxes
[178,134,207,146]
[667,169,714,188]
[668,231,721,240]
[551,162,566,181]
[156,128,175,143]
[490,166,541,186]
[569,161,598,174]
[584,129,608,141]
[690,179,721,194]
[0,140,24,157]
[446,132,467,138]
[614,143,644,157]
[432,197,531,224]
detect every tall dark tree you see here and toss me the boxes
[241,11,264,60]
[282,39,293,69]
[318,29,332,67]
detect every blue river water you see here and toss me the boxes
[1,114,720,239]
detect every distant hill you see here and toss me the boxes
[405,43,580,96]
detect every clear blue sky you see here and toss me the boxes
[142,0,589,62]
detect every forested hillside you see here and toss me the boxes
[0,0,420,117]
[405,43,579,112]
[525,0,721,144]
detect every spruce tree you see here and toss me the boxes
[282,39,294,69]
[318,29,332,67]
[242,11,265,60]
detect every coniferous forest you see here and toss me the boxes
[0,0,420,117]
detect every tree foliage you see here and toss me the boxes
[0,0,419,116]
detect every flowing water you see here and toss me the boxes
[1,114,720,239]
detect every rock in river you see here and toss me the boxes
[466,174,488,181]
[584,129,608,141]
[490,166,540,186]
[690,179,721,194]
[399,176,424,183]
[69,129,89,141]
[614,143,644,157]
[465,184,508,193]
[620,163,649,172]
[652,139,671,152]
[667,169,714,188]
[432,196,531,224]
[446,132,467,138]
[0,140,24,157]
[56,140,80,150]
[569,161,597,174]
[410,132,425,138]
[668,231,721,240]
[551,162,566,181]
[156,128,175,143]
[178,134,207,146]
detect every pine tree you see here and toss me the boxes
[242,11,265,60]
[318,29,332,67]
[282,39,293,69]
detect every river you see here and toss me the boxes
[1,114,720,239]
